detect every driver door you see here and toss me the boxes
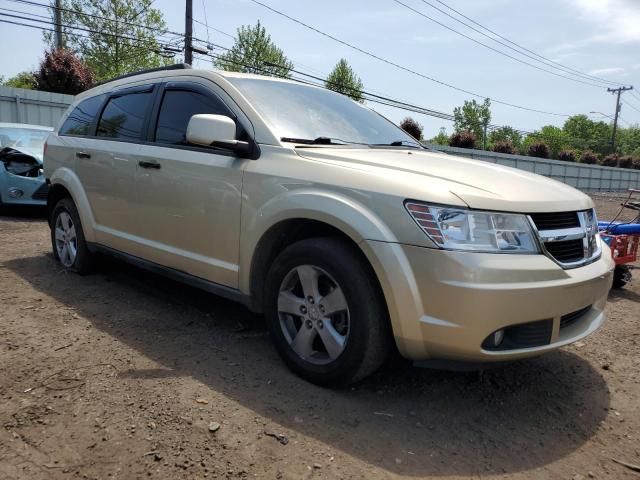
[131,81,248,288]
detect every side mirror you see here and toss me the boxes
[186,114,251,155]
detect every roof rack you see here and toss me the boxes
[96,63,192,86]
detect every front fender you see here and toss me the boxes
[238,188,398,294]
[49,167,96,243]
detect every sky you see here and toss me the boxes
[1,0,640,138]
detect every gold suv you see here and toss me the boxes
[45,65,614,386]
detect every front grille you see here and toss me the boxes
[560,306,591,329]
[31,183,49,200]
[529,209,600,268]
[530,211,580,230]
[544,239,585,263]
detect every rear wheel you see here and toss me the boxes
[50,198,94,274]
[264,237,390,387]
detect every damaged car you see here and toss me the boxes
[0,123,52,209]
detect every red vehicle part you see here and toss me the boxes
[600,233,640,265]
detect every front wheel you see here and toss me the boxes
[50,198,94,274]
[264,237,390,387]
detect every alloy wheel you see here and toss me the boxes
[277,265,350,365]
[54,211,78,268]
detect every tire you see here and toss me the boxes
[50,197,94,274]
[612,265,631,289]
[264,237,390,387]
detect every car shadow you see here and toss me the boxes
[0,204,47,220]
[6,253,611,477]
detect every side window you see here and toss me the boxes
[155,89,235,145]
[59,95,104,136]
[97,92,153,141]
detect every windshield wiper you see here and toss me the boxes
[281,136,367,146]
[371,140,423,149]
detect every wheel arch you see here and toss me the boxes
[47,168,96,242]
[241,190,398,309]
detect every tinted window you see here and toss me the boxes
[155,89,232,145]
[59,95,104,136]
[97,92,153,141]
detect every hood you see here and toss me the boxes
[295,147,593,213]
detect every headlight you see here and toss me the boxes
[405,201,539,253]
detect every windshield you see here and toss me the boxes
[0,127,50,160]
[227,77,421,147]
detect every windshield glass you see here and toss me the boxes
[227,77,421,147]
[0,127,50,160]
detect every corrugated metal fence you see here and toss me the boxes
[0,86,73,128]
[424,143,640,192]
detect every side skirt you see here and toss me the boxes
[88,243,253,309]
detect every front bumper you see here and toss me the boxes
[362,240,615,361]
[0,171,48,206]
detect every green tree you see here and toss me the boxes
[325,58,364,102]
[488,126,522,150]
[453,98,491,149]
[530,125,567,159]
[617,126,640,156]
[429,127,449,145]
[562,115,611,155]
[214,21,293,78]
[45,0,171,81]
[1,71,37,89]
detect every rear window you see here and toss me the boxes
[59,95,104,136]
[97,92,153,141]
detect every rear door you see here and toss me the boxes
[75,85,156,247]
[130,80,248,287]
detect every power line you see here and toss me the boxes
[245,0,572,117]
[200,45,533,134]
[0,11,173,46]
[622,99,640,115]
[0,16,175,59]
[425,0,623,87]
[391,0,608,89]
[7,0,182,44]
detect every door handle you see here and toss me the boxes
[76,152,91,159]
[138,160,161,170]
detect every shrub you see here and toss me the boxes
[35,48,95,95]
[399,117,424,140]
[527,142,549,159]
[618,155,633,169]
[579,150,599,164]
[601,154,618,167]
[557,150,576,162]
[632,157,640,170]
[449,130,476,149]
[492,141,515,154]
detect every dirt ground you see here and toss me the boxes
[0,194,639,480]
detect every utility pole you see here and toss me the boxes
[607,85,633,155]
[184,0,193,65]
[54,0,63,49]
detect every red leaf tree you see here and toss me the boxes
[35,49,95,95]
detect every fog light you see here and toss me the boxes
[483,328,505,350]
[492,329,505,346]
[8,187,23,198]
